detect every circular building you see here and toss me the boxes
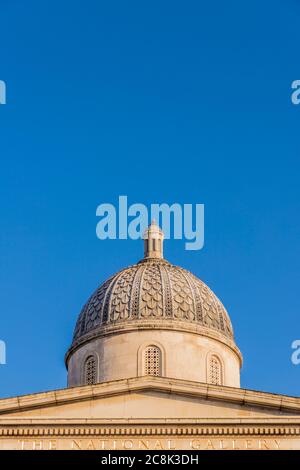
[66,222,242,388]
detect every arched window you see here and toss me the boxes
[209,355,223,385]
[144,345,162,376]
[84,355,97,385]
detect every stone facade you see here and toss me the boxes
[1,377,300,450]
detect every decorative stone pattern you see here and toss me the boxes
[140,264,163,318]
[72,258,234,345]
[84,356,97,385]
[144,346,161,376]
[1,424,300,437]
[168,266,195,321]
[109,268,136,322]
[73,277,113,339]
[209,355,222,385]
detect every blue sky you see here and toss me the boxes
[0,0,300,398]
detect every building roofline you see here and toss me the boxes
[0,376,299,416]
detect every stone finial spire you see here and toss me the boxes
[143,220,164,259]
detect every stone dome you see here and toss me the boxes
[69,222,234,350]
[66,222,241,388]
[72,258,233,346]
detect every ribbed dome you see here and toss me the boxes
[66,223,241,388]
[72,256,234,346]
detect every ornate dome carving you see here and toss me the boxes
[66,223,242,388]
[72,257,233,344]
[70,223,234,348]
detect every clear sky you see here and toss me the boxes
[0,0,300,398]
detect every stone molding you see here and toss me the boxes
[0,424,300,437]
[65,320,243,367]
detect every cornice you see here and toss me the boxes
[0,424,300,437]
[65,320,243,367]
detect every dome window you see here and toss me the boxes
[84,355,97,385]
[144,346,162,377]
[209,355,223,385]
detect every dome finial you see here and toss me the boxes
[143,221,164,259]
